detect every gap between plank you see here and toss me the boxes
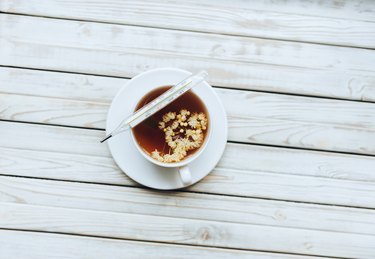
[229,140,375,159]
[0,11,374,52]
[1,173,374,211]
[0,228,348,259]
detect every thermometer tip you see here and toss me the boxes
[100,134,112,143]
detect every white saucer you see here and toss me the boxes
[106,68,227,190]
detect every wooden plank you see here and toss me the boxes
[1,122,375,208]
[1,202,374,258]
[3,92,375,154]
[0,66,122,103]
[0,176,374,236]
[0,230,324,259]
[3,138,375,183]
[1,67,375,155]
[229,0,375,22]
[1,0,374,23]
[1,15,375,102]
[0,0,374,48]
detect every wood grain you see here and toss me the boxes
[0,0,374,48]
[0,176,374,236]
[0,2,374,258]
[0,229,325,259]
[1,202,374,258]
[1,67,375,154]
[1,15,375,101]
[228,0,375,22]
[1,122,375,208]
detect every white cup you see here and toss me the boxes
[131,104,211,186]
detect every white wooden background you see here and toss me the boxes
[0,1,375,258]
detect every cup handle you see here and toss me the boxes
[178,166,192,186]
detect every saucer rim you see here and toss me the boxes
[106,67,228,190]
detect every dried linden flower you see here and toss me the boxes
[171,121,179,130]
[168,140,177,149]
[162,154,172,163]
[151,150,164,162]
[165,127,174,136]
[178,137,194,150]
[200,119,207,130]
[158,121,165,129]
[155,109,208,163]
[198,113,206,121]
[191,132,199,141]
[185,129,194,138]
[162,112,176,123]
[188,114,200,128]
[180,109,189,116]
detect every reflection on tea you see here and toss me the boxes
[132,86,209,163]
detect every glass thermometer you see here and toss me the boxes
[101,71,208,143]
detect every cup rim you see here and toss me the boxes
[130,89,212,168]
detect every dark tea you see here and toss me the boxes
[132,86,209,163]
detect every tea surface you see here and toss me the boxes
[132,86,208,162]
